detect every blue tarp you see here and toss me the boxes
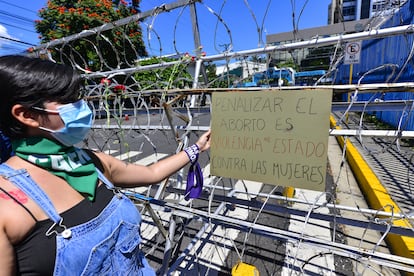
[336,0,414,130]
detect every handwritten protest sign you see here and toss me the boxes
[210,89,333,191]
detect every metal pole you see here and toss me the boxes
[189,2,209,90]
[129,192,414,273]
[159,214,177,276]
[202,24,414,62]
[166,189,237,273]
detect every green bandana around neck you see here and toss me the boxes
[12,137,98,201]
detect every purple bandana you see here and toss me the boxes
[185,162,203,200]
[184,144,203,200]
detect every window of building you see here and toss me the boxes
[343,6,356,16]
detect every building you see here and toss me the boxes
[266,0,406,71]
[266,19,370,71]
[215,60,267,80]
[329,0,406,23]
[332,0,414,131]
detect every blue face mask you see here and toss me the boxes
[35,100,93,146]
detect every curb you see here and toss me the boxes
[330,116,414,263]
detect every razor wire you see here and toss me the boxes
[27,0,414,274]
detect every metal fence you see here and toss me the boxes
[28,0,414,274]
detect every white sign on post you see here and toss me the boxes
[344,41,362,65]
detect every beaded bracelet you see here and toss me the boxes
[184,144,199,164]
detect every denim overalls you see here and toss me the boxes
[0,163,156,275]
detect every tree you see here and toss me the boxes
[133,56,193,90]
[276,59,299,71]
[35,0,147,71]
[204,62,238,88]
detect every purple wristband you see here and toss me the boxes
[184,144,199,164]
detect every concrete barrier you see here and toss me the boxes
[330,115,414,265]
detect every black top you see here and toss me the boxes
[15,185,114,275]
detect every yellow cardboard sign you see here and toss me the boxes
[210,89,333,191]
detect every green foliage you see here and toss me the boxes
[134,57,193,90]
[204,62,241,88]
[300,46,332,71]
[277,59,298,71]
[34,0,147,71]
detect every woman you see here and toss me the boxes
[0,55,211,275]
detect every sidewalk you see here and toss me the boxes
[328,135,402,275]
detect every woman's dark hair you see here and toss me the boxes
[0,55,83,139]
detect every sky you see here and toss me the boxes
[0,0,331,56]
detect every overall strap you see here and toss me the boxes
[0,165,114,216]
[83,149,116,190]
[0,164,73,238]
[95,168,115,189]
[0,164,62,224]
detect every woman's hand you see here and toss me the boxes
[195,129,211,152]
